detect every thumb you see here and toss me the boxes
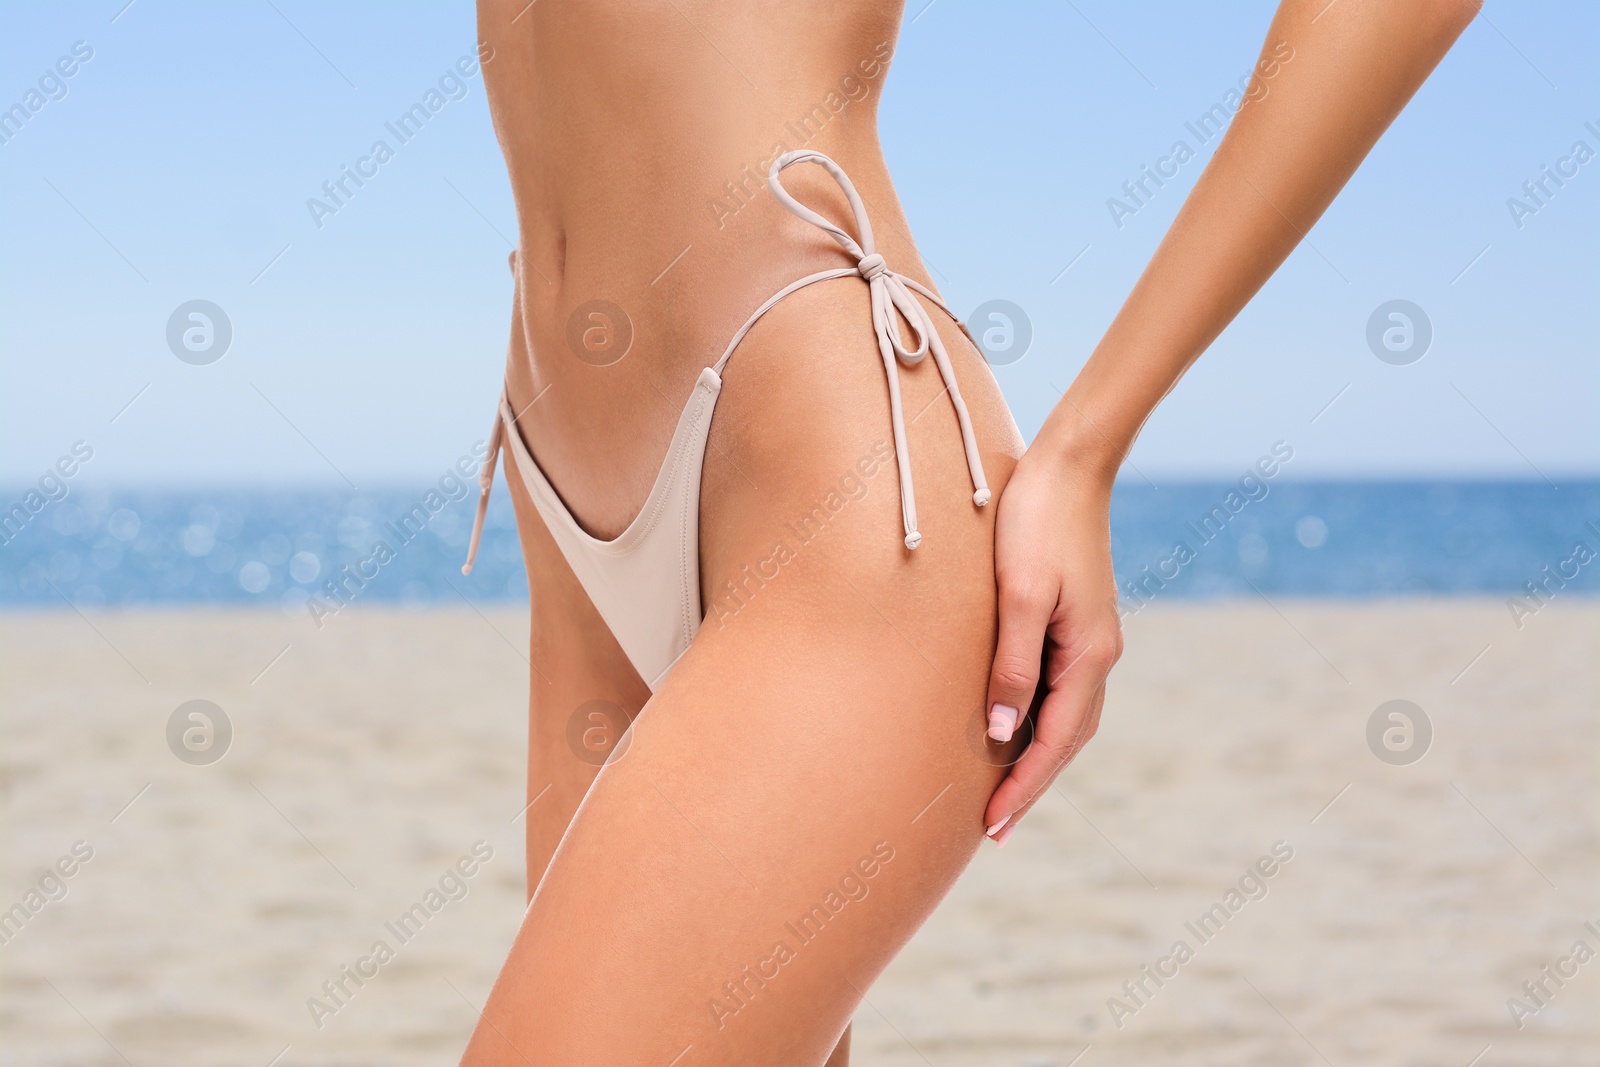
[985,579,1055,744]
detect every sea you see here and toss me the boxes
[2,479,1597,617]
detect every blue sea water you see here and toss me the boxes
[1,479,1596,614]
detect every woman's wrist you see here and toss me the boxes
[1031,400,1129,494]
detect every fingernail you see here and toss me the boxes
[987,703,1019,743]
[994,822,1017,848]
[985,813,1011,837]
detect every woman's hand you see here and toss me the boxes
[981,441,1123,845]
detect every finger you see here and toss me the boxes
[1073,685,1106,762]
[984,673,1103,837]
[984,578,1055,745]
[999,684,1107,846]
[1054,682,1106,783]
[984,641,1112,835]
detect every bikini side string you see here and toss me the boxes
[461,397,504,576]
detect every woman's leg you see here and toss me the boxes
[464,284,1024,1065]
[507,531,863,1057]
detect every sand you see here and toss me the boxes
[1,600,1594,1066]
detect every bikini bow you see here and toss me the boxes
[766,150,991,549]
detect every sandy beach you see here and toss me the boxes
[1,600,1594,1066]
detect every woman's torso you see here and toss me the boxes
[479,0,927,537]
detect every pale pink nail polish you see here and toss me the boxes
[994,822,1017,848]
[987,703,1019,743]
[985,813,1011,837]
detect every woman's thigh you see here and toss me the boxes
[465,283,1023,1065]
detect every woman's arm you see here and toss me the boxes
[981,0,1481,841]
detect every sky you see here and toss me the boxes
[1,0,1595,487]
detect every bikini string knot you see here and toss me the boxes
[856,251,889,281]
[767,150,991,548]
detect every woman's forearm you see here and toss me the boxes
[1043,0,1480,484]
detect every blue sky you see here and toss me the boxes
[1,0,1595,486]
